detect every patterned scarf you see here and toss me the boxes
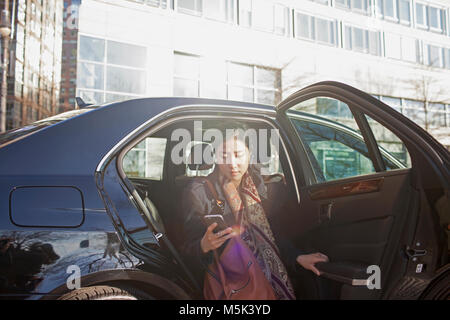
[220,171,296,300]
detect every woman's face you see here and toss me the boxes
[216,137,250,184]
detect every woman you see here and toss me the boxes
[179,128,329,300]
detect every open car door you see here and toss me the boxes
[275,81,449,299]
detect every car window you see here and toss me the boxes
[123,137,167,180]
[290,118,376,182]
[365,116,412,169]
[286,96,380,183]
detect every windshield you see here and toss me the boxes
[0,107,97,148]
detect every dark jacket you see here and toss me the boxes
[178,166,306,285]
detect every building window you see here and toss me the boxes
[309,0,329,5]
[335,0,369,15]
[177,0,202,15]
[428,103,446,128]
[445,48,450,70]
[380,95,449,129]
[204,0,234,22]
[428,6,444,32]
[415,3,446,33]
[295,12,337,46]
[344,25,381,56]
[377,0,398,21]
[274,4,290,36]
[424,44,444,68]
[135,0,167,9]
[226,62,281,105]
[77,35,147,104]
[403,99,426,127]
[177,0,234,22]
[173,52,201,97]
[398,0,411,24]
[381,96,402,113]
[239,0,252,27]
[385,33,418,63]
[415,2,427,27]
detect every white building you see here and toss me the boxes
[72,0,450,148]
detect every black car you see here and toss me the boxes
[0,81,448,300]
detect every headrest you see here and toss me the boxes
[187,142,215,171]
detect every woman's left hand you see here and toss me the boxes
[296,253,329,276]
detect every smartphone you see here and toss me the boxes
[202,214,229,233]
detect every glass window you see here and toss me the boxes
[295,12,335,46]
[178,0,202,15]
[415,3,427,27]
[274,4,289,36]
[204,0,234,22]
[288,115,376,183]
[228,62,253,86]
[428,103,446,128]
[173,53,200,97]
[227,62,280,104]
[107,40,147,68]
[174,53,200,78]
[381,96,402,113]
[79,35,105,62]
[174,78,199,97]
[403,99,426,128]
[384,0,396,19]
[228,86,254,102]
[365,116,411,168]
[352,0,368,13]
[141,0,167,8]
[345,26,381,56]
[398,0,411,23]
[427,44,443,67]
[316,17,335,45]
[105,93,139,104]
[77,89,104,104]
[335,0,349,8]
[106,66,146,94]
[239,0,252,27]
[123,137,167,180]
[428,6,443,31]
[445,49,450,70]
[77,62,104,90]
[317,97,354,118]
[296,13,312,39]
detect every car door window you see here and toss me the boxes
[290,118,376,182]
[286,97,377,183]
[285,97,410,184]
[365,115,412,169]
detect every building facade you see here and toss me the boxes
[59,0,80,112]
[2,0,63,130]
[70,0,449,151]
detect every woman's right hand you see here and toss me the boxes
[200,223,235,253]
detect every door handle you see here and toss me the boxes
[319,203,333,224]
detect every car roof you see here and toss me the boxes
[0,97,274,176]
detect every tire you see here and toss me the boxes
[58,285,154,300]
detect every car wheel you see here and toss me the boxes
[58,285,154,300]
